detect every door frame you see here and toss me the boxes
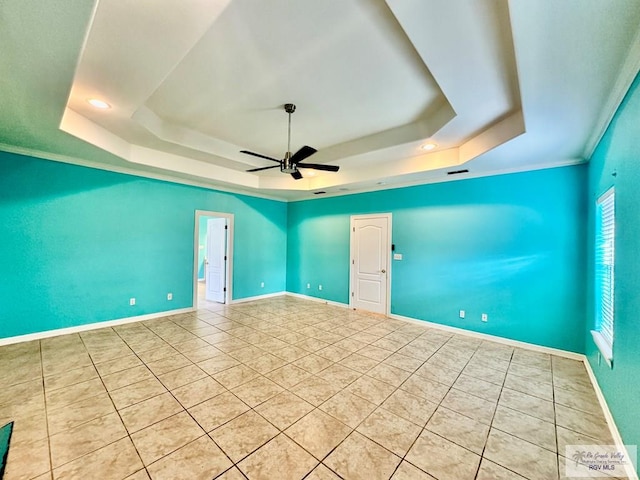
[349,213,392,316]
[193,210,234,307]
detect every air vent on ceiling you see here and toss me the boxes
[447,169,469,175]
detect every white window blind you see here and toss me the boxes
[593,188,615,363]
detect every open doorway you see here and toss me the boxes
[193,210,234,308]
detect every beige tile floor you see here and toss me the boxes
[0,296,622,480]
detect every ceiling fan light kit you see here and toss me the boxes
[241,104,339,180]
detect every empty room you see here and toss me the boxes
[1,1,639,480]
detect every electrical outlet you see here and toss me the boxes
[167,293,173,301]
[260,281,264,288]
[481,313,488,322]
[129,298,136,306]
[459,310,465,319]
[306,283,311,289]
[319,284,323,291]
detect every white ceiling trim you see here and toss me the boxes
[132,105,262,168]
[60,108,260,188]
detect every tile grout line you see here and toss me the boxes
[311,331,474,479]
[39,339,55,480]
[212,308,325,477]
[140,308,278,476]
[133,306,277,479]
[211,307,342,477]
[3,298,607,480]
[551,356,561,480]
[473,347,513,480]
[80,326,150,479]
[112,315,242,477]
[211,306,403,478]
[399,337,482,480]
[240,308,484,478]
[157,306,353,476]
[362,335,455,478]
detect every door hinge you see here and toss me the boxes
[224,256,227,261]
[353,227,355,232]
[223,287,227,292]
[351,292,354,297]
[352,260,354,265]
[225,225,228,230]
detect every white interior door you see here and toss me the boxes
[206,218,227,303]
[350,214,390,314]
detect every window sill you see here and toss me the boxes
[591,330,613,368]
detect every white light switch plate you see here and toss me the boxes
[393,253,403,260]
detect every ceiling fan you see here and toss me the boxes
[241,103,339,180]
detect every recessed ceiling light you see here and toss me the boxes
[377,181,386,186]
[421,142,437,151]
[87,98,111,109]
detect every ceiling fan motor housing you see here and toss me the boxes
[281,151,297,173]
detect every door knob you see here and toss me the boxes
[381,269,386,273]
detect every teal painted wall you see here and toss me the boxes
[0,152,287,338]
[587,72,640,449]
[288,166,587,353]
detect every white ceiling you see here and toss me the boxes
[1,0,639,201]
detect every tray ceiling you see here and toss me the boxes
[1,0,639,200]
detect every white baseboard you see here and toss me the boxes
[583,360,639,480]
[0,307,194,346]
[389,313,585,361]
[230,291,287,304]
[284,292,350,309]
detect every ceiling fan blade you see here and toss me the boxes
[240,150,281,163]
[290,145,317,163]
[246,165,280,172]
[291,170,303,180]
[296,163,340,172]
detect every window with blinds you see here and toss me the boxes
[592,187,615,366]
